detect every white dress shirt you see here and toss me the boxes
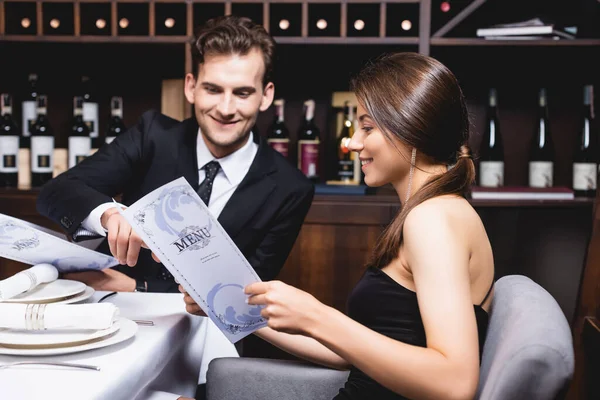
[81,129,258,235]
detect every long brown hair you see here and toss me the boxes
[351,52,476,269]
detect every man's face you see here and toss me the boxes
[184,49,274,158]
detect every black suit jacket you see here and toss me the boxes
[36,110,314,292]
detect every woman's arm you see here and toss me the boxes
[307,202,480,400]
[254,326,350,370]
[247,200,480,400]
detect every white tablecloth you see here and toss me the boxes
[0,291,238,400]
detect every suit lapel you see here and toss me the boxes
[218,137,277,238]
[174,118,200,191]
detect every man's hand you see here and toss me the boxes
[179,285,207,316]
[101,207,145,266]
[62,269,136,292]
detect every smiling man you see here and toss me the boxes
[36,15,314,294]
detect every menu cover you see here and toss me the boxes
[119,177,267,343]
[0,213,118,273]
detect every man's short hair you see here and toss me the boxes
[190,15,276,86]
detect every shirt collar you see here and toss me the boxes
[196,128,258,186]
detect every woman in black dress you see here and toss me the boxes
[185,52,495,400]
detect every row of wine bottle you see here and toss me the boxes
[18,74,111,147]
[0,93,328,188]
[2,80,596,195]
[267,99,362,184]
[0,93,126,188]
[479,85,597,196]
[267,99,323,181]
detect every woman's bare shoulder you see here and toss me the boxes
[405,195,475,230]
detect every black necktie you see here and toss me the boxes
[197,160,221,205]
[157,160,221,282]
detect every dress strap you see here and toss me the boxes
[479,280,494,307]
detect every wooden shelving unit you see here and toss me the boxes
[1,0,596,196]
[2,34,598,46]
[469,197,595,208]
[1,0,598,51]
[1,0,597,207]
[431,37,600,46]
[0,34,190,43]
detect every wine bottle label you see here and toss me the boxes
[573,162,597,191]
[268,138,289,158]
[298,140,319,178]
[83,102,99,138]
[68,136,92,168]
[31,136,54,173]
[105,136,116,145]
[529,161,553,187]
[353,156,362,183]
[338,160,354,179]
[0,136,19,173]
[18,148,31,187]
[21,101,36,137]
[479,161,504,187]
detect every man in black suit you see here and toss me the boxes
[36,15,314,294]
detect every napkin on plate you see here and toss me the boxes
[0,303,119,330]
[0,263,59,301]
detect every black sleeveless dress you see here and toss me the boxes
[333,267,492,400]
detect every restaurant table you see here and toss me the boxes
[0,291,239,400]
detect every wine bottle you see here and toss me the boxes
[479,88,504,187]
[68,96,91,169]
[297,99,320,181]
[573,85,597,197]
[337,101,356,182]
[21,73,37,148]
[30,95,54,187]
[529,88,554,188]
[267,99,290,158]
[0,94,19,187]
[105,96,126,145]
[81,76,100,150]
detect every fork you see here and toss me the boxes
[133,320,154,326]
[0,361,100,371]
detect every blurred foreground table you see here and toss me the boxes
[0,291,238,400]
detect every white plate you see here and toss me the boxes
[0,318,138,356]
[52,286,95,305]
[1,280,86,303]
[0,320,120,346]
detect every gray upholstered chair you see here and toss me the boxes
[206,275,574,400]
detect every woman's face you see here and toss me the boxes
[349,102,411,188]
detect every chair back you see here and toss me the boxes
[476,275,575,399]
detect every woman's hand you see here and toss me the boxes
[245,280,324,336]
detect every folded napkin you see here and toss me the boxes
[0,263,59,300]
[0,303,119,331]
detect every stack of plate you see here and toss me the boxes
[0,279,94,305]
[0,280,138,356]
[0,318,138,356]
[0,317,138,356]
